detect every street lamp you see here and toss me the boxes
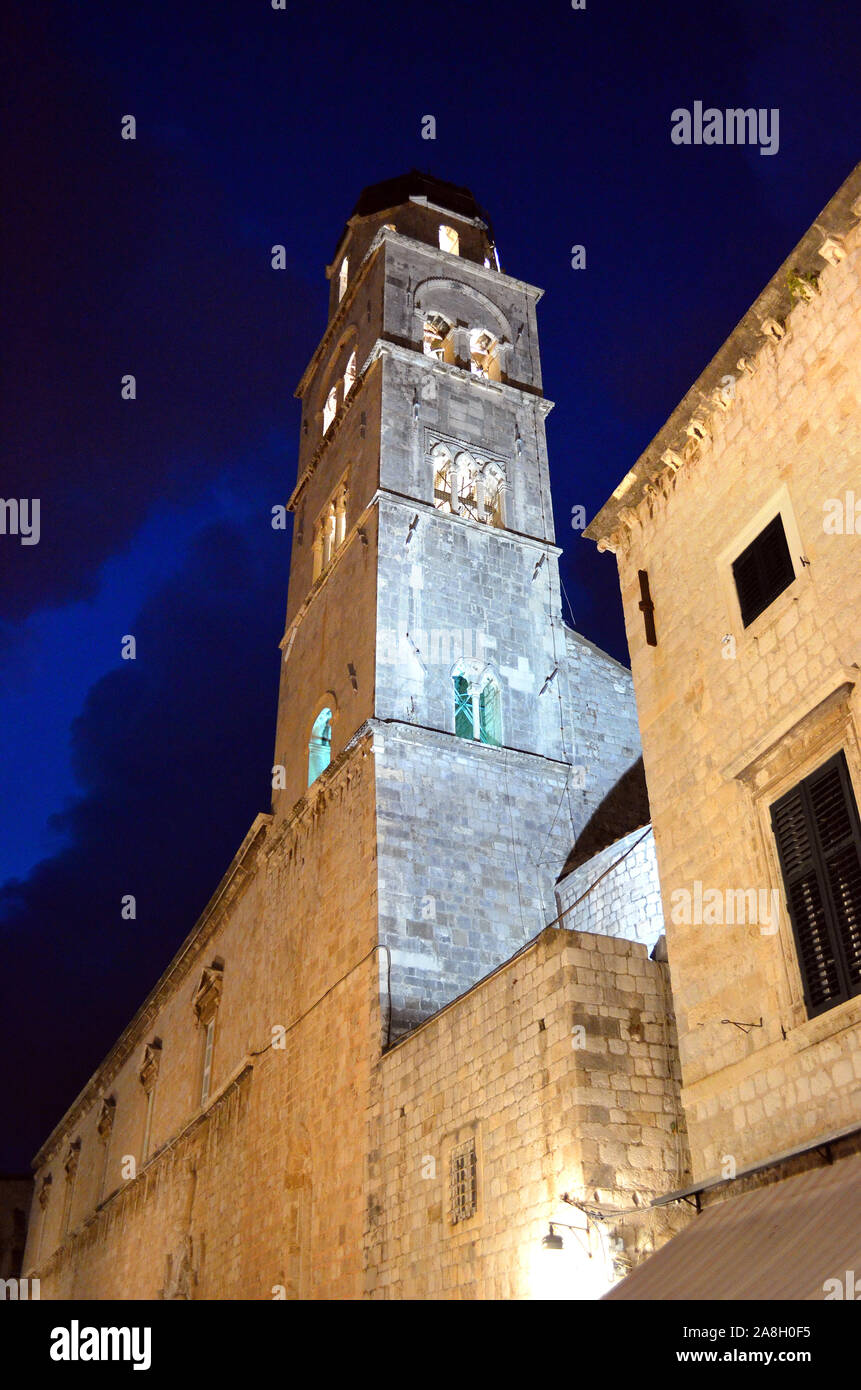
[541,1222,587,1254]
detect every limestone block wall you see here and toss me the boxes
[555,825,664,952]
[379,355,554,550]
[25,741,380,1300]
[365,925,690,1299]
[375,494,566,760]
[597,202,861,1178]
[373,722,574,1034]
[561,627,643,809]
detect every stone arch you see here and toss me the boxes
[307,690,338,787]
[316,325,360,425]
[412,276,512,346]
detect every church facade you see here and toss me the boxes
[22,173,683,1300]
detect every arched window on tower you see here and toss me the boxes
[439,225,460,256]
[308,707,333,785]
[338,257,349,301]
[423,313,455,364]
[431,444,454,512]
[481,463,505,529]
[469,328,500,381]
[478,676,502,746]
[343,349,357,398]
[323,386,338,434]
[430,445,505,529]
[452,669,502,747]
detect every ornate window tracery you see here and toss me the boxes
[429,443,506,529]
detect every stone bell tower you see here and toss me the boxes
[275,172,641,1037]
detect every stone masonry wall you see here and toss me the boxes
[605,208,861,1179]
[365,925,690,1299]
[556,825,664,952]
[25,741,380,1299]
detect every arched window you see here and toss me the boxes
[323,386,338,434]
[431,443,454,511]
[423,313,454,363]
[478,677,502,746]
[308,707,333,785]
[343,349,357,398]
[439,225,460,256]
[481,464,505,529]
[452,670,502,747]
[338,257,349,301]
[469,328,500,380]
[430,444,505,529]
[453,451,480,521]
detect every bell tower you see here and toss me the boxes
[275,172,640,1036]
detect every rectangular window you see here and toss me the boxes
[732,514,795,627]
[770,751,861,1017]
[201,1018,215,1106]
[450,1138,477,1223]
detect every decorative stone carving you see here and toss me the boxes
[97,1097,116,1141]
[64,1140,81,1181]
[818,235,846,266]
[160,1234,196,1301]
[139,1041,162,1094]
[192,965,224,1027]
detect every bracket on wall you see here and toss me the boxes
[637,570,657,646]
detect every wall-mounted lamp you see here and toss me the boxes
[541,1222,588,1254]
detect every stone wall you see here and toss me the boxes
[366,924,690,1299]
[588,184,861,1180]
[24,740,380,1300]
[556,825,664,952]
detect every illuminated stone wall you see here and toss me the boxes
[587,173,861,1180]
[366,925,690,1299]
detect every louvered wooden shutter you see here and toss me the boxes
[771,753,861,1016]
[732,515,795,627]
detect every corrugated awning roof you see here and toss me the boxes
[604,1154,861,1300]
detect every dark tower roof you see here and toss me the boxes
[333,170,494,257]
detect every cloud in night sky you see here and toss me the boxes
[0,515,286,1166]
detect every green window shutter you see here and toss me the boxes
[454,676,473,740]
[479,681,501,746]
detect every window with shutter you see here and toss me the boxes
[731,514,795,627]
[770,752,861,1017]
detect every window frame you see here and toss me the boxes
[452,667,503,747]
[716,485,807,644]
[449,1137,478,1224]
[200,1016,215,1107]
[308,706,334,786]
[438,224,460,256]
[731,514,796,628]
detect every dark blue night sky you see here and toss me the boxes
[2,0,858,1169]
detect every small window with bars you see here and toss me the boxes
[770,751,861,1018]
[731,514,796,627]
[450,1138,477,1223]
